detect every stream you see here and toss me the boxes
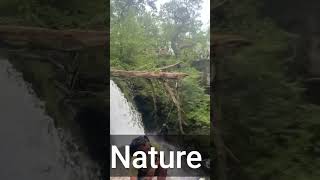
[0,58,100,180]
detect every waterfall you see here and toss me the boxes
[110,80,144,135]
[110,80,146,179]
[0,58,100,180]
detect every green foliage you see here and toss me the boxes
[111,0,210,133]
[215,0,320,179]
[111,9,158,70]
[0,0,106,28]
[181,73,210,126]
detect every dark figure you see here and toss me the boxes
[129,136,167,180]
[159,123,169,136]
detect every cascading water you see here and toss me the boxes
[110,80,145,180]
[0,58,100,180]
[110,80,144,135]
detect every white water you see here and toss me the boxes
[110,80,144,135]
[0,58,100,180]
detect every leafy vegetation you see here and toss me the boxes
[214,0,320,179]
[111,0,210,134]
[0,0,106,28]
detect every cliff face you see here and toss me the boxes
[262,0,320,77]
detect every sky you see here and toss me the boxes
[198,0,210,29]
[155,0,210,30]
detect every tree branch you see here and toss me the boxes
[157,62,182,71]
[111,69,188,79]
[213,0,228,9]
[0,25,107,50]
[163,81,185,134]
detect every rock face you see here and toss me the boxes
[263,0,320,77]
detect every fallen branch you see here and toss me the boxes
[213,0,228,9]
[54,80,71,95]
[157,62,182,71]
[147,79,158,120]
[0,25,107,51]
[111,69,188,79]
[224,145,240,163]
[163,81,185,134]
[212,33,251,48]
[305,77,320,83]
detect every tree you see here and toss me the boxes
[159,0,203,58]
[111,0,157,23]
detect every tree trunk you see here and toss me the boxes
[0,25,107,50]
[163,81,185,134]
[212,57,228,180]
[111,69,188,79]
